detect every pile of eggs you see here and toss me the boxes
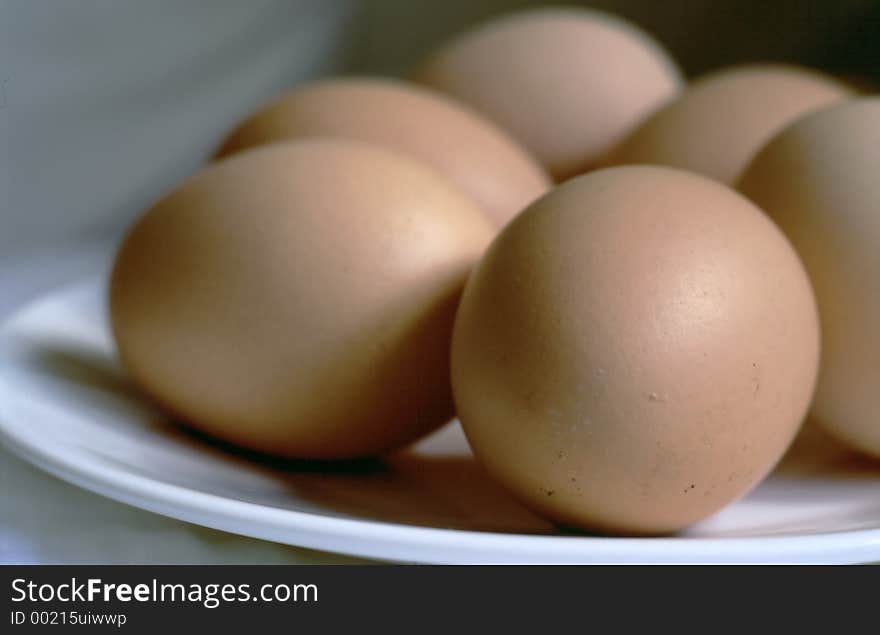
[109,8,878,535]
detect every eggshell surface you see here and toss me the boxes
[414,7,683,181]
[110,140,494,459]
[451,166,820,534]
[607,64,851,184]
[216,77,550,227]
[738,98,880,459]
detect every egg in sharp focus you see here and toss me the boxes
[110,139,494,459]
[451,165,820,534]
[413,7,683,182]
[215,77,550,228]
[738,97,880,460]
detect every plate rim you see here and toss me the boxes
[2,280,880,564]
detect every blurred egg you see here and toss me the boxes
[738,98,880,460]
[414,7,683,181]
[606,64,851,184]
[111,140,494,459]
[216,77,550,227]
[451,166,819,534]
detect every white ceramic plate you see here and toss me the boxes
[1,278,879,564]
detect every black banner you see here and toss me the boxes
[1,565,876,629]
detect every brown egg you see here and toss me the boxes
[110,140,494,459]
[215,77,550,227]
[413,7,683,182]
[606,64,851,184]
[451,166,819,534]
[738,98,880,460]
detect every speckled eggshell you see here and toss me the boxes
[110,139,494,459]
[414,7,683,181]
[738,98,880,460]
[451,166,820,534]
[606,64,851,184]
[215,77,550,228]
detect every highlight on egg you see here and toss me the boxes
[414,7,683,181]
[110,139,494,459]
[215,77,550,228]
[451,166,820,534]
